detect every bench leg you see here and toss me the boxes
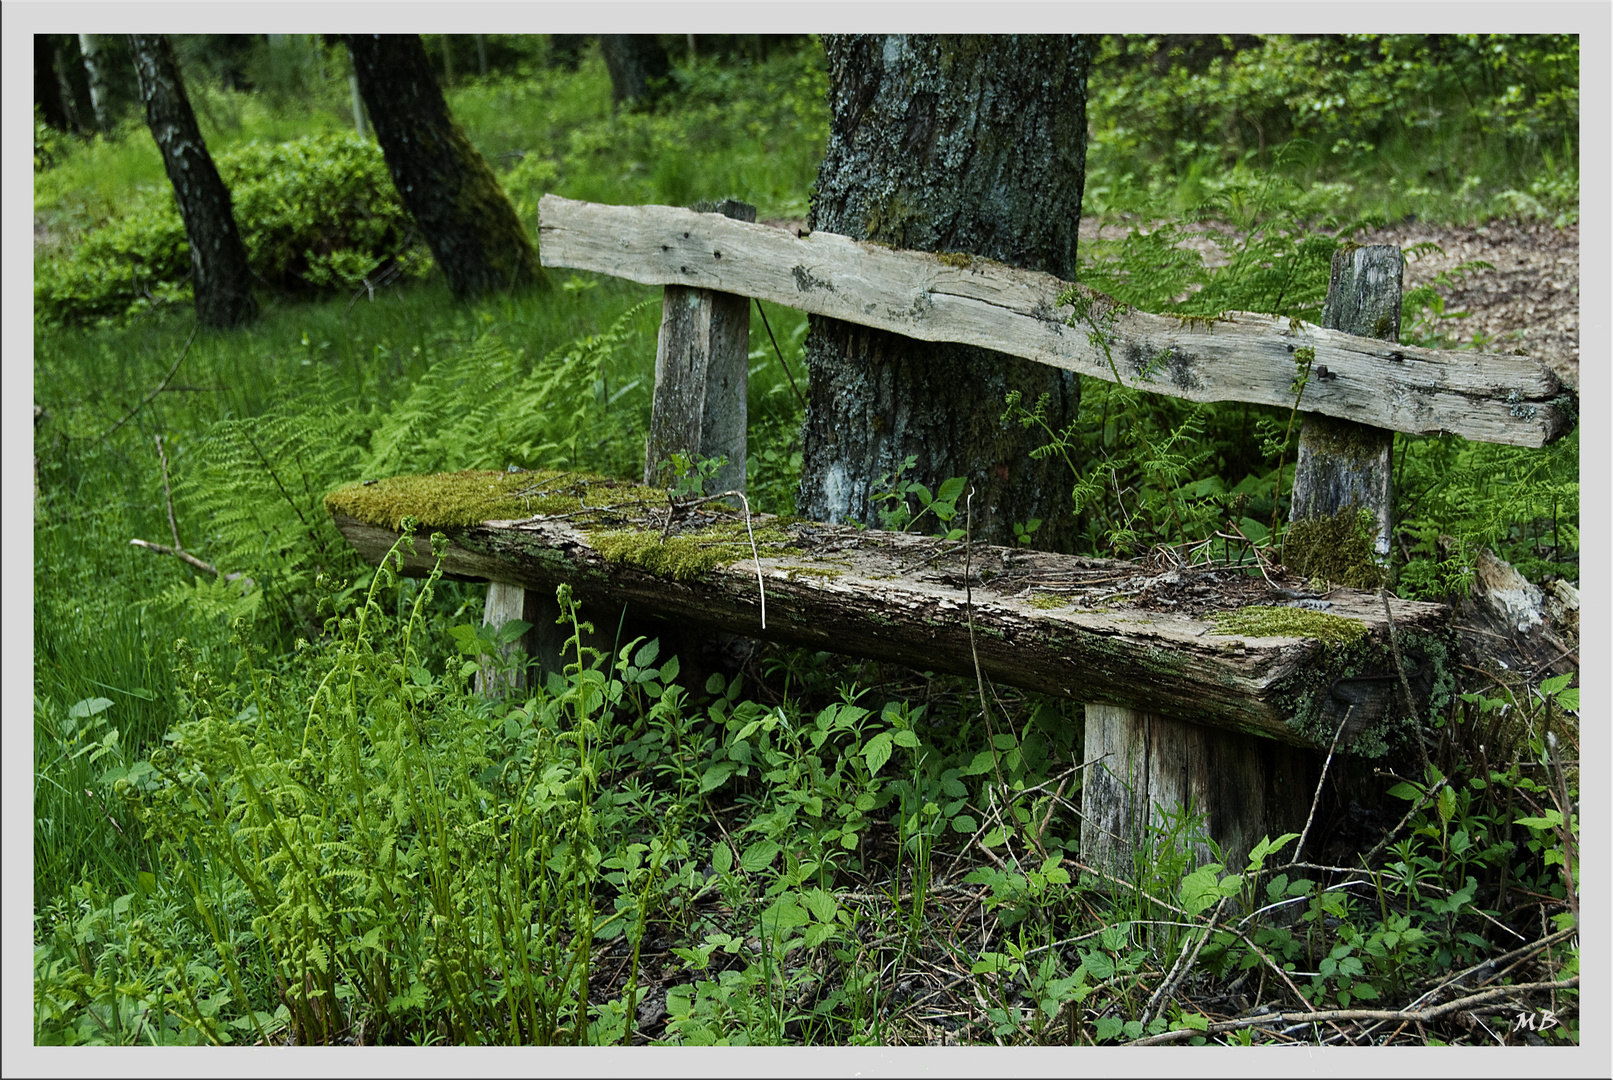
[1080,704,1316,878]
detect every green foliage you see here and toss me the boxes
[36,133,430,328]
[1088,34,1580,225]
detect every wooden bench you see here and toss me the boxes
[327,196,1573,872]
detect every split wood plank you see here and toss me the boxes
[538,195,1571,448]
[330,506,1451,751]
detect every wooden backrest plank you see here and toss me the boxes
[539,194,1570,447]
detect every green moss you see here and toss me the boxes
[1283,506,1385,590]
[1029,594,1068,610]
[782,565,844,580]
[324,469,615,530]
[1210,605,1369,648]
[592,519,794,582]
[937,251,974,268]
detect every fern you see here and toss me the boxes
[363,300,655,477]
[173,365,366,631]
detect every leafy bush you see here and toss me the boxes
[35,132,430,327]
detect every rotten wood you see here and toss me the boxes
[331,506,1452,750]
[538,195,1571,448]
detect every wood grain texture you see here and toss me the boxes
[1080,705,1316,876]
[1290,246,1402,555]
[539,195,1571,447]
[332,508,1451,750]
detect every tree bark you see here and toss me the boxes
[79,34,113,132]
[799,35,1093,550]
[601,35,671,110]
[128,34,258,329]
[345,34,543,300]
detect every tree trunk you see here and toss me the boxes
[345,34,542,300]
[128,34,258,329]
[35,35,77,133]
[798,34,1093,550]
[601,35,671,110]
[78,34,113,132]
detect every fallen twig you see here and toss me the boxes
[1126,976,1578,1045]
[99,325,198,442]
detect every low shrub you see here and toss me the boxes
[35,132,430,327]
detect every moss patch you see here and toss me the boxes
[1029,594,1068,610]
[937,251,974,268]
[328,468,796,581]
[1210,605,1369,648]
[591,519,795,582]
[324,469,611,530]
[1283,506,1385,590]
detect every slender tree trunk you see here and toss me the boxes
[79,33,113,132]
[601,35,671,110]
[345,34,542,299]
[35,35,76,133]
[798,35,1093,550]
[128,34,257,329]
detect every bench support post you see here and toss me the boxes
[478,200,756,697]
[1288,245,1404,564]
[643,198,754,495]
[1081,705,1315,877]
[1080,247,1406,873]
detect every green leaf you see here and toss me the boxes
[699,761,737,793]
[892,729,920,748]
[1540,673,1572,696]
[1093,1016,1124,1042]
[634,638,660,668]
[962,749,997,776]
[740,839,782,873]
[1557,687,1579,712]
[68,697,114,720]
[711,841,733,876]
[802,887,838,923]
[1516,810,1563,829]
[495,619,532,646]
[1175,1011,1210,1032]
[1437,784,1457,825]
[863,731,893,775]
[1386,781,1424,801]
[951,815,979,834]
[659,654,680,683]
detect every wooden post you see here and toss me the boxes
[1079,248,1404,877]
[1288,246,1404,563]
[1081,705,1316,877]
[643,199,754,496]
[479,201,755,697]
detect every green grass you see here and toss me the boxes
[33,35,1577,1047]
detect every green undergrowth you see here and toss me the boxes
[33,535,1578,1045]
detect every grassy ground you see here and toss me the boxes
[31,35,1578,1047]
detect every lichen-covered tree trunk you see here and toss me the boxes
[345,34,543,299]
[78,34,113,133]
[128,34,258,329]
[601,35,671,110]
[798,34,1092,549]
